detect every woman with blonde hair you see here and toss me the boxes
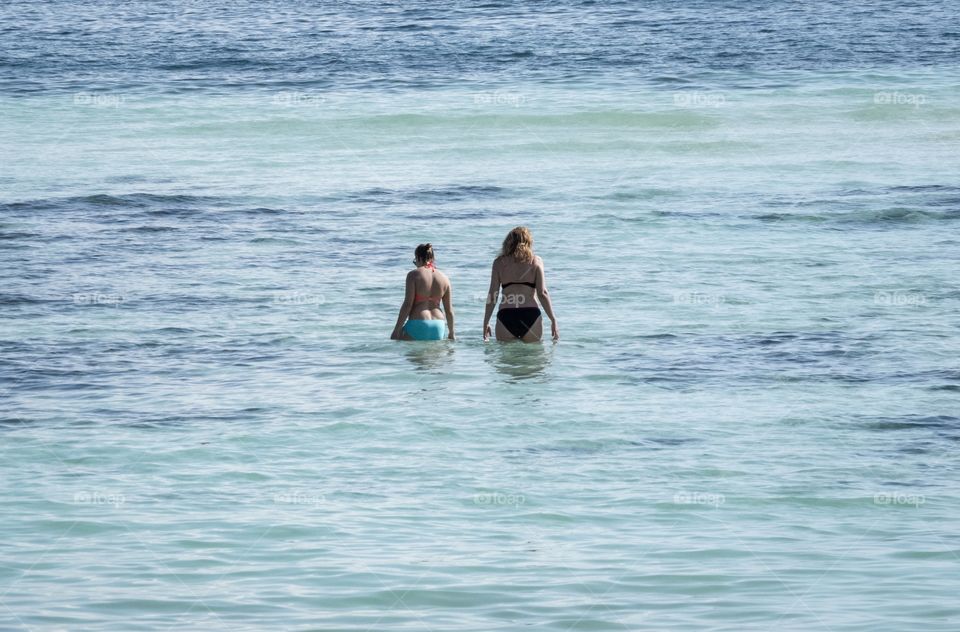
[482,226,558,342]
[391,243,455,341]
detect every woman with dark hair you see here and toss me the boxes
[482,227,559,342]
[391,243,455,341]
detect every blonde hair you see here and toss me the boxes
[500,226,534,263]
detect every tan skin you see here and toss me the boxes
[483,254,558,342]
[391,256,455,340]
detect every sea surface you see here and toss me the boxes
[2,0,960,630]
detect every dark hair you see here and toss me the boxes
[414,243,434,264]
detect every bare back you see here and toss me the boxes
[494,255,541,309]
[409,267,450,320]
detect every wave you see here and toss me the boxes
[0,193,222,212]
[343,183,512,205]
[0,231,42,240]
[168,109,722,136]
[863,415,960,431]
[118,225,181,233]
[0,293,50,305]
[594,188,679,201]
[754,183,960,225]
[754,207,960,224]
[381,110,722,130]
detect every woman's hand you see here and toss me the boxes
[483,324,492,341]
[551,321,559,341]
[390,328,400,340]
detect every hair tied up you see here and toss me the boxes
[414,242,435,264]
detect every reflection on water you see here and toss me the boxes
[404,341,455,372]
[485,341,553,381]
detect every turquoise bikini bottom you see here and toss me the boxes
[403,319,447,341]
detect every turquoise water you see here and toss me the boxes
[4,1,960,629]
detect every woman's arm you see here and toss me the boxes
[391,273,415,339]
[482,260,499,340]
[442,283,456,340]
[535,257,559,341]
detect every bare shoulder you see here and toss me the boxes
[534,255,545,268]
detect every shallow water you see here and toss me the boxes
[2,0,960,630]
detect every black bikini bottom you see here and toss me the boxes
[497,307,542,339]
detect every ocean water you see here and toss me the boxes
[2,0,960,629]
